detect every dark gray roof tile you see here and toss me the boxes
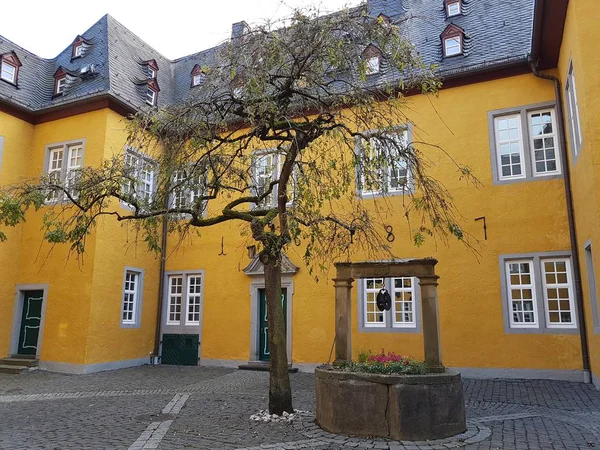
[0,1,534,114]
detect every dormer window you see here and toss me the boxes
[191,64,206,87]
[146,86,157,105]
[56,77,67,95]
[362,44,383,76]
[0,52,22,85]
[141,59,159,80]
[445,0,461,17]
[71,35,91,60]
[73,44,83,58]
[444,37,461,56]
[441,24,465,58]
[1,61,16,83]
[366,56,381,75]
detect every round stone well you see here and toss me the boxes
[315,367,466,441]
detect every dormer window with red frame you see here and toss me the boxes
[145,79,159,106]
[363,45,383,75]
[143,59,159,79]
[444,0,462,17]
[441,24,464,57]
[53,67,69,96]
[71,36,91,60]
[191,64,206,87]
[0,52,22,85]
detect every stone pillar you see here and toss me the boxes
[332,277,354,363]
[419,275,444,373]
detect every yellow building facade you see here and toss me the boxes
[0,0,598,388]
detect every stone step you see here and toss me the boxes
[0,364,29,374]
[0,358,39,367]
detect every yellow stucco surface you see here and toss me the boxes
[557,0,600,379]
[1,2,598,376]
[165,73,581,371]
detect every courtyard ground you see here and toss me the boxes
[0,365,599,449]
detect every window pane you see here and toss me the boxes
[506,260,537,327]
[392,277,416,327]
[364,278,385,326]
[496,115,523,179]
[542,258,574,325]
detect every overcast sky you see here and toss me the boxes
[1,0,362,60]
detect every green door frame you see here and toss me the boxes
[10,285,49,358]
[258,288,288,361]
[249,278,293,364]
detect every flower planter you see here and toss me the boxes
[315,367,466,441]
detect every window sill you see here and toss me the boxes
[359,325,421,333]
[120,322,141,329]
[359,189,413,199]
[505,326,579,335]
[493,172,563,186]
[0,77,18,88]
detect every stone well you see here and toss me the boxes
[315,367,466,441]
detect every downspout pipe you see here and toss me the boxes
[153,214,168,363]
[529,56,591,383]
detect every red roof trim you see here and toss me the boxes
[441,23,464,38]
[142,59,159,71]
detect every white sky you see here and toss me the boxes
[1,0,362,60]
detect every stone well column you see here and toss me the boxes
[419,275,445,373]
[332,277,354,363]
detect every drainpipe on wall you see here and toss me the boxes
[153,214,168,363]
[529,56,591,383]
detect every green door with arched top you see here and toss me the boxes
[258,288,287,361]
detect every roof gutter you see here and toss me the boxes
[529,22,591,381]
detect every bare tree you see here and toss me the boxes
[0,6,475,414]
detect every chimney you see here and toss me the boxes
[231,21,250,41]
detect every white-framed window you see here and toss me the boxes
[490,104,562,183]
[45,141,85,202]
[566,62,583,156]
[148,67,156,79]
[366,56,380,75]
[528,110,560,176]
[171,168,205,212]
[73,44,83,58]
[165,273,204,326]
[121,269,143,326]
[506,260,538,328]
[56,77,67,95]
[167,275,183,325]
[358,129,411,196]
[360,277,420,331]
[192,73,204,86]
[122,148,157,206]
[146,86,156,106]
[494,115,525,180]
[364,278,386,327]
[501,253,577,332]
[0,62,16,83]
[446,1,461,16]
[392,277,416,328]
[444,37,461,57]
[186,275,202,324]
[541,258,576,328]
[253,152,278,207]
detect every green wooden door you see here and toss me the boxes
[258,288,287,361]
[18,290,44,356]
[161,334,199,365]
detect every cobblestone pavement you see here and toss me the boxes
[0,366,599,449]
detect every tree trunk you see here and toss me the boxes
[264,252,294,415]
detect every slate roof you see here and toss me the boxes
[0,0,535,115]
